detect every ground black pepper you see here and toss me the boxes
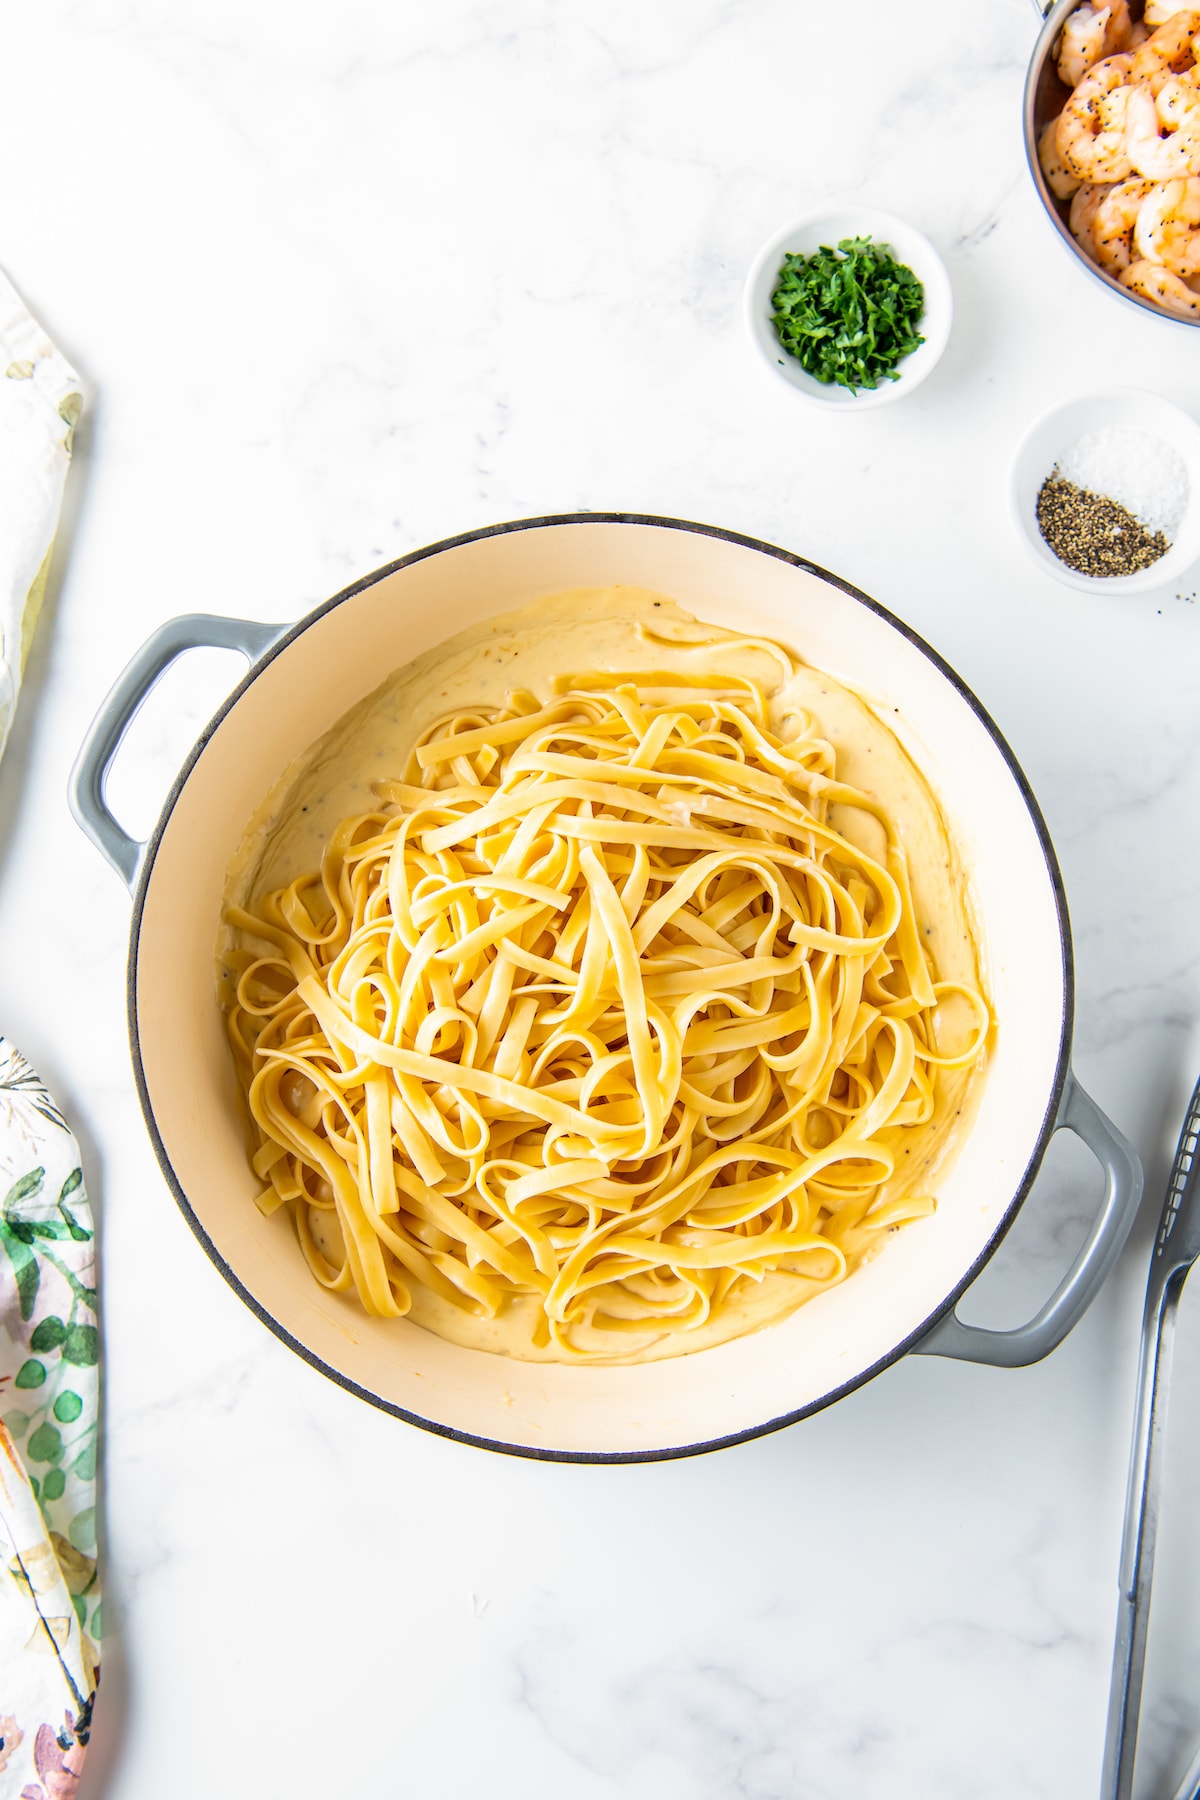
[1036,471,1169,578]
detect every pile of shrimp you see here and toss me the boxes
[1038,2,1200,319]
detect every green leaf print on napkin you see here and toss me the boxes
[0,1168,44,1320]
[0,1039,102,1685]
[0,1168,95,1329]
[0,1169,99,1543]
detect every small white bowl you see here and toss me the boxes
[743,207,953,411]
[1010,388,1200,596]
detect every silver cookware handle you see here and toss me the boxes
[916,1070,1143,1367]
[69,612,286,892]
[1169,1740,1200,1800]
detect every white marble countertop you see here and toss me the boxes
[3,1,1200,1795]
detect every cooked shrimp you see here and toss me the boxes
[1091,0,1135,50]
[1144,0,1179,24]
[1106,0,1135,47]
[1131,9,1200,91]
[1059,5,1115,86]
[1094,176,1156,266]
[1120,254,1200,313]
[1058,55,1136,178]
[1039,118,1084,197]
[1070,180,1115,257]
[1156,71,1200,130]
[1134,173,1200,272]
[1126,79,1200,176]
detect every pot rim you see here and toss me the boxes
[126,512,1075,1462]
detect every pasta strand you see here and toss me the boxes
[225,661,989,1358]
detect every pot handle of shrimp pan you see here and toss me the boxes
[68,612,288,892]
[915,1070,1142,1367]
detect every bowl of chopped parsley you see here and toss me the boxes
[744,208,953,410]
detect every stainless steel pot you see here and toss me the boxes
[69,515,1143,1461]
[1023,0,1200,327]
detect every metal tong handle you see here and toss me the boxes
[1100,1075,1200,1800]
[1101,1274,1184,1800]
[1170,1740,1200,1800]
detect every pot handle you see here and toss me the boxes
[913,1065,1144,1360]
[915,1070,1142,1368]
[69,612,287,892]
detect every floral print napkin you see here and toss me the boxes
[0,274,93,1796]
[0,1045,99,1799]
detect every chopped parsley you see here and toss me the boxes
[769,236,926,391]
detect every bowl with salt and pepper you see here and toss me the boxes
[1009,387,1200,594]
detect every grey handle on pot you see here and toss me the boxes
[915,1070,1142,1368]
[69,612,286,891]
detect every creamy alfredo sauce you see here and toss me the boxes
[221,588,990,1364]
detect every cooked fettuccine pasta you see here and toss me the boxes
[221,589,990,1361]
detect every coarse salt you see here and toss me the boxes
[1057,426,1189,542]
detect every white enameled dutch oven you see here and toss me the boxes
[70,516,1142,1462]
